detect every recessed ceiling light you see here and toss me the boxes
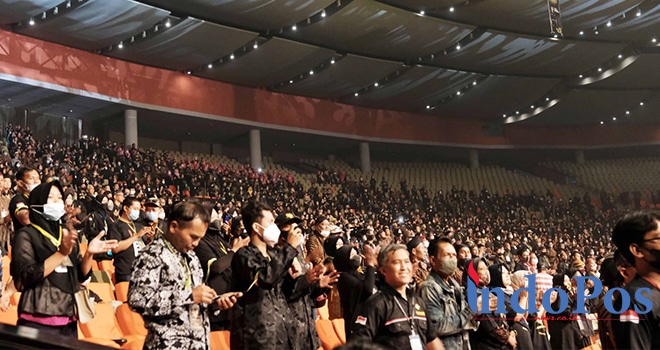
[579,74,583,78]
[640,102,645,106]
[449,7,455,12]
[606,21,612,27]
[165,20,171,28]
[456,44,461,50]
[618,54,623,59]
[600,121,604,125]
[321,11,326,18]
[118,42,124,49]
[626,111,630,115]
[472,81,477,86]
[456,91,461,96]
[419,10,425,15]
[292,25,297,31]
[330,59,335,64]
[374,82,379,87]
[426,105,431,109]
[29,18,35,25]
[230,54,234,60]
[207,64,212,68]
[612,117,617,121]
[309,70,314,75]
[354,92,359,97]
[289,80,293,83]
[531,105,535,109]
[579,31,584,35]
[253,43,258,49]
[598,68,602,72]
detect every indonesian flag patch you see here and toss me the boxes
[355,316,367,325]
[620,310,640,324]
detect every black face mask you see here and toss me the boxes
[644,247,660,270]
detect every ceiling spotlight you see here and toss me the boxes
[186,71,191,75]
[118,42,123,49]
[579,31,584,35]
[426,105,431,109]
[374,82,379,87]
[546,97,550,101]
[207,63,213,68]
[502,114,507,118]
[253,43,258,49]
[579,74,583,78]
[66,1,71,8]
[640,102,645,106]
[600,121,604,125]
[309,70,314,75]
[637,9,642,17]
[652,38,657,43]
[472,81,477,86]
[594,30,599,35]
[289,80,293,83]
[69,109,73,113]
[606,21,612,27]
[626,111,630,115]
[598,68,602,72]
[230,54,235,60]
[516,111,520,115]
[456,91,461,96]
[531,105,535,109]
[354,92,359,97]
[612,117,617,121]
[553,34,558,38]
[618,54,623,59]
[330,58,335,64]
[321,11,326,18]
[456,44,461,50]
[165,20,171,28]
[419,10,425,15]
[29,18,35,25]
[292,25,297,31]
[449,7,455,12]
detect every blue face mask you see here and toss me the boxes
[145,211,158,222]
[128,209,140,221]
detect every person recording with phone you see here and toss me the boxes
[108,197,154,283]
[142,197,167,243]
[128,201,241,350]
[195,211,249,331]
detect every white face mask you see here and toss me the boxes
[260,223,281,247]
[41,202,66,221]
[158,211,166,220]
[128,209,140,221]
[146,211,159,222]
[320,230,330,237]
[27,183,39,193]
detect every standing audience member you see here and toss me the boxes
[230,201,302,349]
[351,244,445,350]
[109,197,153,283]
[10,181,117,337]
[611,211,660,349]
[9,167,41,231]
[419,238,478,350]
[306,216,330,265]
[128,201,240,349]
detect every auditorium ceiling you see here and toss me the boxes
[0,0,659,128]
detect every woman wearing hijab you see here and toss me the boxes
[335,244,378,340]
[470,261,517,350]
[10,181,117,337]
[508,270,541,350]
[546,273,583,350]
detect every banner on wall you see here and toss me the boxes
[548,0,563,37]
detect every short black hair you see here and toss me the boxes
[168,201,210,228]
[612,211,660,265]
[241,200,272,234]
[428,237,453,258]
[16,166,38,182]
[120,197,140,215]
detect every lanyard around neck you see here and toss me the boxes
[32,223,62,249]
[393,293,417,335]
[162,237,192,290]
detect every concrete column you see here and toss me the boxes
[469,149,479,170]
[249,129,263,170]
[77,119,83,140]
[575,149,585,166]
[359,142,371,173]
[124,109,138,148]
[212,143,223,156]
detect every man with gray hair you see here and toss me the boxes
[350,244,445,350]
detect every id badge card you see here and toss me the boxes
[190,304,204,329]
[409,333,424,350]
[55,264,68,273]
[133,240,145,257]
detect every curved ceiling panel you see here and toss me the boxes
[440,0,643,37]
[590,54,660,89]
[594,4,660,42]
[438,76,560,120]
[429,31,626,76]
[106,18,258,71]
[380,0,468,11]
[521,89,655,125]
[353,66,478,110]
[197,38,335,87]
[291,0,474,60]
[14,0,170,51]
[274,54,402,99]
[0,0,61,25]
[143,0,335,31]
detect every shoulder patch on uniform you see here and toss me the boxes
[620,310,640,324]
[355,316,367,325]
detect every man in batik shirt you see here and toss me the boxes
[129,201,240,349]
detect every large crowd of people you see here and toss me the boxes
[0,123,659,349]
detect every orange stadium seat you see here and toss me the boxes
[115,281,129,303]
[0,305,18,325]
[79,303,143,345]
[2,256,10,286]
[210,330,230,350]
[317,303,329,320]
[98,260,115,282]
[116,303,147,337]
[331,318,346,344]
[10,291,20,306]
[79,243,88,257]
[87,282,115,302]
[316,319,342,350]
